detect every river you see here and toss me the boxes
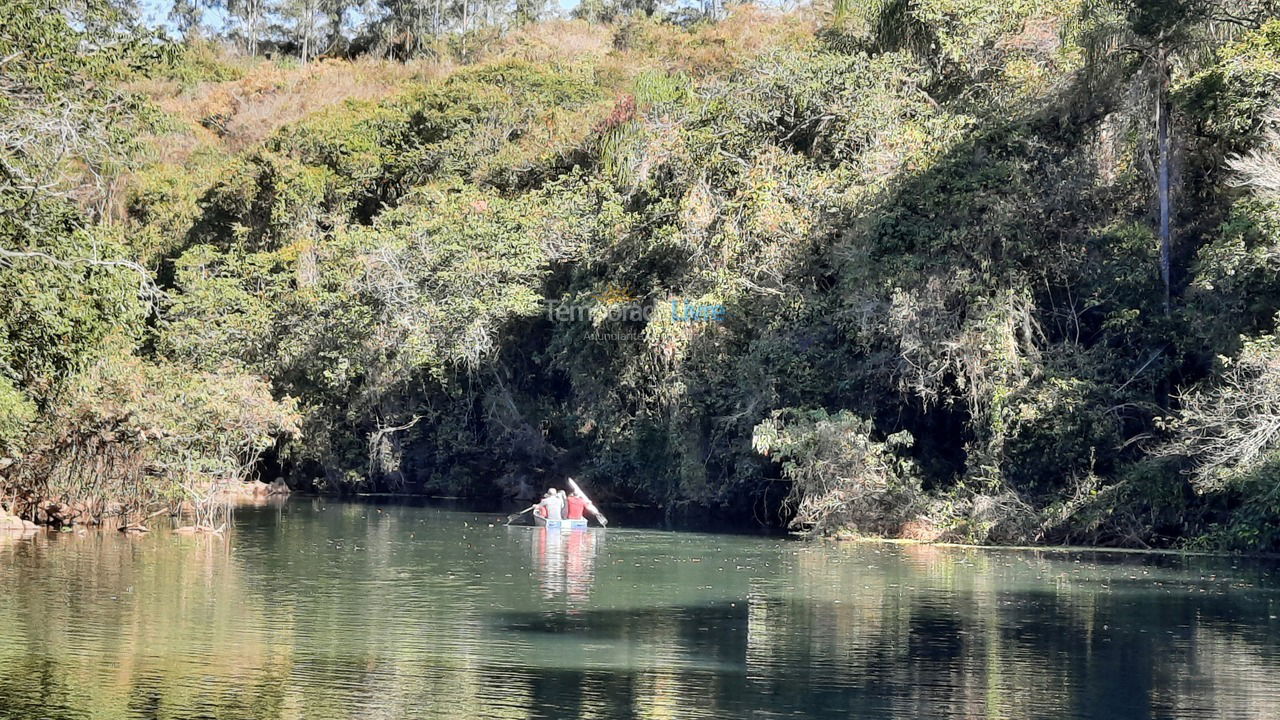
[2,498,1280,719]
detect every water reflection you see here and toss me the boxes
[524,527,601,603]
[1,502,1280,719]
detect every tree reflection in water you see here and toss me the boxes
[2,502,1280,719]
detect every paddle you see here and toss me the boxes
[567,477,608,527]
[506,505,536,525]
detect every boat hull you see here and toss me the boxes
[533,516,589,530]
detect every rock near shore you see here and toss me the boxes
[0,505,39,532]
[220,479,291,500]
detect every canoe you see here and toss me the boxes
[534,516,588,530]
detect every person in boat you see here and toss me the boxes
[535,488,565,521]
[566,486,607,526]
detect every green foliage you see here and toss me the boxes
[1160,331,1280,492]
[0,0,163,402]
[267,99,411,209]
[162,244,292,371]
[1000,375,1120,493]
[0,227,150,394]
[126,148,235,266]
[261,60,607,206]
[0,376,35,457]
[4,353,299,525]
[195,150,343,251]
[339,183,553,371]
[1182,459,1280,552]
[150,40,247,85]
[1179,19,1280,138]
[0,1,299,524]
[12,2,1280,550]
[1187,198,1280,339]
[754,408,923,536]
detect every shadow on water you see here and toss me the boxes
[483,586,1280,719]
[493,601,750,650]
[0,656,82,720]
[483,533,1280,719]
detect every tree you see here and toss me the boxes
[862,0,940,66]
[323,0,353,48]
[572,0,659,23]
[220,0,271,55]
[1079,0,1275,313]
[169,0,209,38]
[1231,108,1280,199]
[1158,333,1280,491]
[373,0,445,58]
[281,0,324,61]
[514,0,547,25]
[753,409,924,536]
[0,0,295,524]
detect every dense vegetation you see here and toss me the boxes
[5,0,1280,550]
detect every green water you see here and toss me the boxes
[3,499,1280,719]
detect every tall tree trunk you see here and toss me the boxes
[1156,45,1172,315]
[248,0,260,56]
[310,0,320,60]
[302,3,311,63]
[329,5,344,51]
[415,1,424,52]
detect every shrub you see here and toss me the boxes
[999,375,1120,494]
[3,353,298,526]
[1158,331,1280,493]
[0,376,35,457]
[753,408,923,535]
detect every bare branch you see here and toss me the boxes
[0,247,164,306]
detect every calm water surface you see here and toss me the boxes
[3,499,1280,719]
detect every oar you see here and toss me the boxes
[506,505,536,525]
[567,477,608,527]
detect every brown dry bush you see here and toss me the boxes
[613,6,819,77]
[142,57,444,160]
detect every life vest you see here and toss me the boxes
[566,495,586,520]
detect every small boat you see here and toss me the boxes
[506,478,608,529]
[534,515,588,530]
